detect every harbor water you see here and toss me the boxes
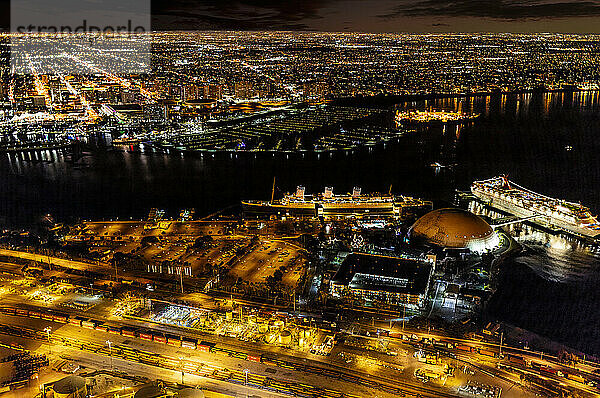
[2,90,600,354]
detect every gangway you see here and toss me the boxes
[491,214,546,228]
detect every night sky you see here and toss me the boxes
[150,0,600,33]
[2,0,600,33]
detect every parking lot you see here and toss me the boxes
[229,240,305,287]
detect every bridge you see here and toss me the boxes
[490,214,547,228]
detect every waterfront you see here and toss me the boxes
[3,90,600,356]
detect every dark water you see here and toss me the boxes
[3,90,600,354]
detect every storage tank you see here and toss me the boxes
[134,384,166,398]
[226,311,233,321]
[52,375,86,398]
[274,320,285,331]
[258,323,268,334]
[177,388,205,398]
[279,330,292,345]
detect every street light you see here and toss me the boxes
[244,368,249,398]
[179,357,185,384]
[44,327,52,355]
[106,340,113,371]
[44,326,51,342]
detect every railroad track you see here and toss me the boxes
[0,321,459,398]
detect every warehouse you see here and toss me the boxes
[330,253,434,307]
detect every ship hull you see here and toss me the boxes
[243,201,399,217]
[241,201,317,216]
[320,202,395,216]
[471,189,600,239]
[243,195,432,218]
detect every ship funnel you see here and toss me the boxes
[352,187,361,198]
[296,185,305,199]
[324,186,333,199]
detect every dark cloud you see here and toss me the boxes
[152,0,332,30]
[381,0,600,20]
[2,0,597,32]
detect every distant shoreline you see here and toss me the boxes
[332,87,598,107]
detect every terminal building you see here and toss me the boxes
[408,208,499,254]
[330,253,434,307]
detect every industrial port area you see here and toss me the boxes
[0,179,599,398]
[2,5,600,397]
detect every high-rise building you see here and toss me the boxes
[234,81,253,99]
[303,80,329,99]
[205,84,222,101]
[143,103,167,121]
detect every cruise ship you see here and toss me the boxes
[471,176,600,238]
[242,185,432,218]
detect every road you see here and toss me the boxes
[0,244,597,397]
[0,304,546,398]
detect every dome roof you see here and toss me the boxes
[409,208,499,252]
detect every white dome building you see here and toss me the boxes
[408,208,499,253]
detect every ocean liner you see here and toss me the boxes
[471,176,600,238]
[242,183,432,218]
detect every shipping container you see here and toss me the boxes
[197,341,214,352]
[566,373,586,384]
[166,335,181,347]
[81,320,96,329]
[182,338,197,349]
[1,307,16,315]
[153,334,166,344]
[539,365,557,375]
[16,308,28,317]
[121,327,136,337]
[507,355,526,367]
[139,333,153,341]
[478,349,497,358]
[52,314,68,323]
[108,327,121,335]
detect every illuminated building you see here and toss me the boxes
[408,208,499,254]
[330,253,434,306]
[234,81,253,99]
